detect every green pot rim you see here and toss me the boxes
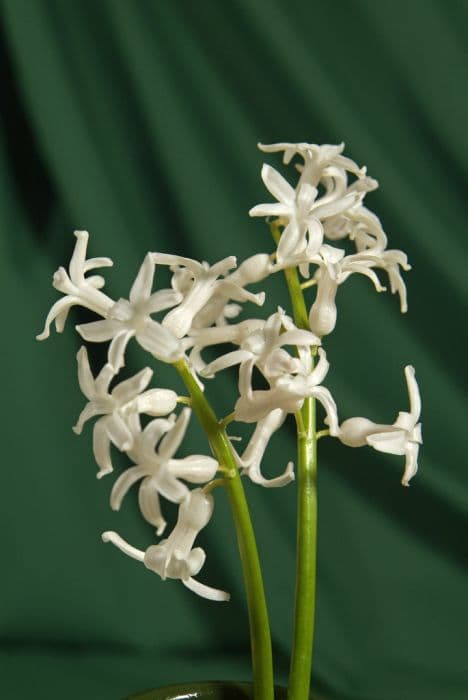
[125,680,286,700]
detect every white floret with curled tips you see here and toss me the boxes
[76,252,184,370]
[337,365,422,486]
[36,230,114,340]
[110,408,219,535]
[152,253,266,339]
[102,488,230,602]
[73,346,178,479]
[234,346,339,436]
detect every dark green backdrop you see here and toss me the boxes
[1,1,467,699]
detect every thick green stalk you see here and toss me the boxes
[173,359,274,700]
[271,223,318,700]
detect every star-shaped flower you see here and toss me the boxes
[103,488,230,601]
[76,253,184,370]
[153,253,265,338]
[73,346,177,478]
[37,230,114,340]
[110,408,218,534]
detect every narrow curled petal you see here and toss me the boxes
[312,386,339,436]
[404,365,421,422]
[101,531,145,562]
[108,330,135,371]
[76,346,96,399]
[401,441,420,486]
[110,466,147,511]
[36,296,78,340]
[138,477,168,534]
[182,576,230,602]
[158,408,191,459]
[238,409,294,486]
[92,423,115,476]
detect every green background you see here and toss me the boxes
[1,1,467,699]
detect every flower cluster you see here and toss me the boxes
[37,142,421,601]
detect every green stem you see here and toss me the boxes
[271,222,318,700]
[173,359,274,700]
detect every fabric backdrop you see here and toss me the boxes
[1,1,467,699]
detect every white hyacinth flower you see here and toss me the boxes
[76,253,184,370]
[152,254,265,339]
[337,365,422,486]
[37,230,114,340]
[324,205,388,251]
[200,307,320,382]
[102,488,230,602]
[308,244,387,337]
[110,408,218,534]
[73,346,177,478]
[187,254,274,330]
[235,347,338,434]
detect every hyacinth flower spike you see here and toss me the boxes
[76,253,184,370]
[103,488,230,601]
[37,230,114,340]
[73,347,177,478]
[337,365,422,486]
[110,408,219,532]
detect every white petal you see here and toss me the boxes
[69,230,89,282]
[101,530,145,562]
[110,466,147,510]
[108,330,135,371]
[76,318,122,342]
[129,253,155,303]
[146,289,183,314]
[404,365,421,422]
[92,421,114,477]
[158,408,191,459]
[401,442,420,486]
[36,296,77,340]
[104,413,134,452]
[76,346,95,399]
[200,349,252,379]
[261,164,295,205]
[138,476,168,533]
[182,576,230,602]
[248,203,291,218]
[367,429,407,456]
[112,367,153,404]
[311,386,339,436]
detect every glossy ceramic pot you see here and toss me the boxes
[126,680,324,700]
